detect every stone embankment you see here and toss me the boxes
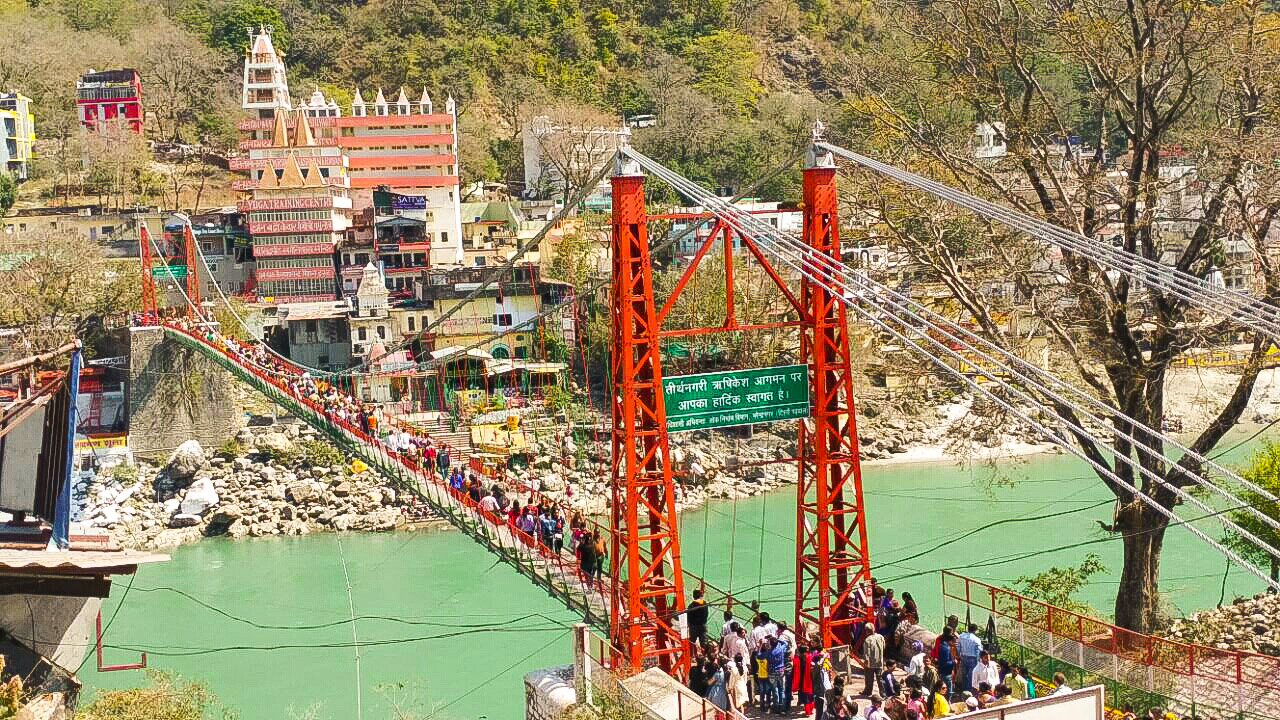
[1164,593,1280,656]
[76,423,434,550]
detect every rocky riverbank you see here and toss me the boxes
[1163,592,1280,656]
[507,394,1049,517]
[77,423,438,550]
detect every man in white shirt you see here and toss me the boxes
[970,650,1001,692]
[864,696,890,720]
[907,641,926,681]
[1049,671,1073,696]
[721,622,749,661]
[480,492,501,513]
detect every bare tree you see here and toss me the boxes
[840,0,1280,632]
[526,104,622,200]
[134,21,222,142]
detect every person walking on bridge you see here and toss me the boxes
[859,622,885,697]
[687,588,709,644]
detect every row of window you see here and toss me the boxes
[339,124,451,136]
[254,233,334,246]
[257,257,334,270]
[260,278,336,296]
[356,145,453,153]
[251,210,332,222]
[78,87,138,102]
[380,165,457,174]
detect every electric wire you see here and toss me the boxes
[818,142,1280,341]
[621,145,1280,590]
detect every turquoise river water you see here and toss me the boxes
[83,431,1276,719]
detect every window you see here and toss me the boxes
[494,314,513,327]
[101,225,114,234]
[306,320,318,333]
[514,346,528,359]
[441,231,448,243]
[377,325,386,339]
[358,327,367,341]
[407,316,415,332]
[207,263,219,273]
[474,257,486,267]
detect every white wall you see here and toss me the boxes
[964,686,1105,720]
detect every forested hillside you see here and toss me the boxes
[0,0,883,201]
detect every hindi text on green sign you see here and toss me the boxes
[662,364,810,432]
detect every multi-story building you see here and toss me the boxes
[0,92,34,180]
[241,27,292,120]
[235,29,462,255]
[459,201,544,268]
[417,265,572,360]
[76,68,143,134]
[667,200,802,258]
[237,109,352,303]
[339,188,465,295]
[521,115,628,210]
[160,210,254,305]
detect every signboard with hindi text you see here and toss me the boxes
[663,364,810,432]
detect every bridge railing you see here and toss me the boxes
[942,571,1280,719]
[163,325,613,628]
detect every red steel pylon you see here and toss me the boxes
[608,154,689,677]
[138,224,158,322]
[183,224,202,319]
[794,142,873,649]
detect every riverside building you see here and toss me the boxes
[236,109,352,303]
[236,28,462,266]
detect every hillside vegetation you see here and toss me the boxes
[0,0,881,203]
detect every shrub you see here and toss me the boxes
[217,438,247,459]
[299,439,344,468]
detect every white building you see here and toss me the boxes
[241,27,292,119]
[522,116,628,210]
[668,200,802,258]
[973,122,1008,159]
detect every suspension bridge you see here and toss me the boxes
[132,126,1280,718]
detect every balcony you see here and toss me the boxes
[247,218,334,235]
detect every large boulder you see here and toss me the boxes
[179,479,220,516]
[286,482,318,503]
[257,432,294,456]
[165,440,204,482]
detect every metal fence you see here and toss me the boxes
[941,571,1280,719]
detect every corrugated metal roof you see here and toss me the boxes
[0,550,170,571]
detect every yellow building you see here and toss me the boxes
[0,92,35,181]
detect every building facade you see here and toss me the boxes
[241,28,292,120]
[235,29,462,259]
[521,116,628,209]
[77,69,143,134]
[0,92,34,180]
[237,109,352,303]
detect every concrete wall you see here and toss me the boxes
[127,326,242,457]
[0,595,99,673]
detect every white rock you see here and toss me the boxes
[166,440,205,481]
[179,479,220,516]
[162,498,181,516]
[115,484,140,504]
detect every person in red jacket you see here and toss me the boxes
[792,644,814,714]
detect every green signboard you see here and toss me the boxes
[152,264,187,280]
[663,364,810,433]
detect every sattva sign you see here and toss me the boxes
[662,364,810,432]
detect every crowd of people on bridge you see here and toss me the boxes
[172,318,605,574]
[683,579,1195,720]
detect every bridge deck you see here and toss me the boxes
[164,326,612,632]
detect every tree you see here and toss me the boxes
[207,1,288,58]
[526,104,621,200]
[83,124,154,212]
[1014,553,1107,617]
[137,21,223,142]
[0,229,140,355]
[1225,442,1280,582]
[840,0,1280,633]
[76,671,234,720]
[0,173,14,215]
[684,30,761,118]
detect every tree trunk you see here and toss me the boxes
[1114,503,1169,634]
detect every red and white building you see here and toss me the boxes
[236,109,352,303]
[236,28,463,266]
[77,68,142,134]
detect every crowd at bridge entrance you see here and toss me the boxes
[680,581,1191,720]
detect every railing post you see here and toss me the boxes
[573,623,592,707]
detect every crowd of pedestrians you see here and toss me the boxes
[680,577,1149,720]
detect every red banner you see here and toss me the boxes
[238,197,334,211]
[252,242,334,257]
[256,266,335,281]
[248,219,334,234]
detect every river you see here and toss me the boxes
[83,430,1275,719]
